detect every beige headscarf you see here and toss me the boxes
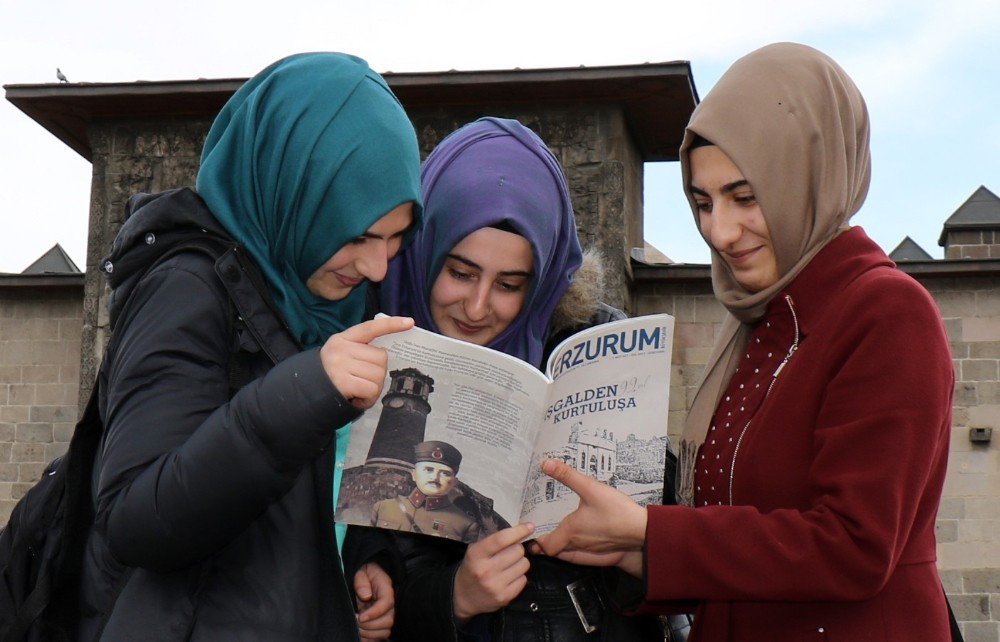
[676,43,872,507]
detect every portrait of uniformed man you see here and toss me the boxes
[371,440,483,543]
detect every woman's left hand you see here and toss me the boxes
[353,562,395,640]
[534,459,647,556]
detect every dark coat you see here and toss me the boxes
[643,228,954,640]
[77,189,373,641]
[346,302,664,642]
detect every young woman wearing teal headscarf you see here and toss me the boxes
[79,53,420,641]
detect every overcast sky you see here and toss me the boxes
[2,0,998,272]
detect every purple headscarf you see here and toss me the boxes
[381,117,582,367]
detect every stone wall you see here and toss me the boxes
[946,230,1000,260]
[633,271,1000,640]
[931,274,1000,641]
[80,119,212,408]
[0,286,83,522]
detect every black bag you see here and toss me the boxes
[0,235,268,642]
[0,386,102,642]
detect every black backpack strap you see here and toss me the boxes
[214,246,300,366]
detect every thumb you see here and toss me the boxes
[338,316,414,345]
[353,570,373,601]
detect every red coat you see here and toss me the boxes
[645,228,954,640]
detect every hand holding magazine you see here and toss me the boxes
[335,313,674,544]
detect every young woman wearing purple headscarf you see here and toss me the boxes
[365,117,663,641]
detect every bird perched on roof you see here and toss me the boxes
[56,68,68,83]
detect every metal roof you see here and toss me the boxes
[20,243,81,274]
[938,185,1000,246]
[888,236,933,261]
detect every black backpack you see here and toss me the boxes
[0,236,276,642]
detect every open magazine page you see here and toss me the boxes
[336,323,549,544]
[519,314,675,535]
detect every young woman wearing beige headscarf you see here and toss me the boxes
[534,43,955,640]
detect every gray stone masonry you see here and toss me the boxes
[0,287,82,523]
[946,231,1000,260]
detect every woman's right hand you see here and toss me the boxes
[453,522,535,625]
[320,316,414,409]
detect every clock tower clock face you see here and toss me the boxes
[387,396,405,409]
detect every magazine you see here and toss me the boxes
[335,313,674,544]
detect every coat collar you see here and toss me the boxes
[774,226,894,338]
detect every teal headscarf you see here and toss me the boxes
[197,52,422,348]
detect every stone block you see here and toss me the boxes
[693,297,726,323]
[682,346,713,366]
[0,464,18,482]
[937,519,959,542]
[15,423,52,443]
[971,342,1000,359]
[940,569,964,593]
[962,245,992,260]
[964,621,999,642]
[935,290,978,317]
[18,463,47,484]
[0,406,30,423]
[938,497,968,520]
[0,482,12,501]
[44,442,69,461]
[11,482,33,501]
[0,443,10,463]
[954,383,978,407]
[34,384,75,405]
[965,568,1000,593]
[952,450,999,475]
[949,231,987,245]
[670,296,694,322]
[1,340,32,364]
[21,365,60,383]
[667,410,687,436]
[0,318,26,340]
[0,423,14,442]
[962,359,1000,383]
[969,405,1000,429]
[950,593,990,621]
[980,382,1000,404]
[30,340,66,365]
[53,422,76,442]
[669,387,688,411]
[942,472,996,496]
[959,520,994,542]
[0,501,12,525]
[952,342,971,359]
[59,363,81,384]
[59,319,84,342]
[944,318,964,342]
[0,366,21,384]
[965,318,1000,342]
[967,497,1000,519]
[24,319,61,341]
[675,322,716,350]
[8,384,35,405]
[11,443,46,463]
[29,405,77,423]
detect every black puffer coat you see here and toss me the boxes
[77,189,376,641]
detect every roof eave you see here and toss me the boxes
[5,61,698,163]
